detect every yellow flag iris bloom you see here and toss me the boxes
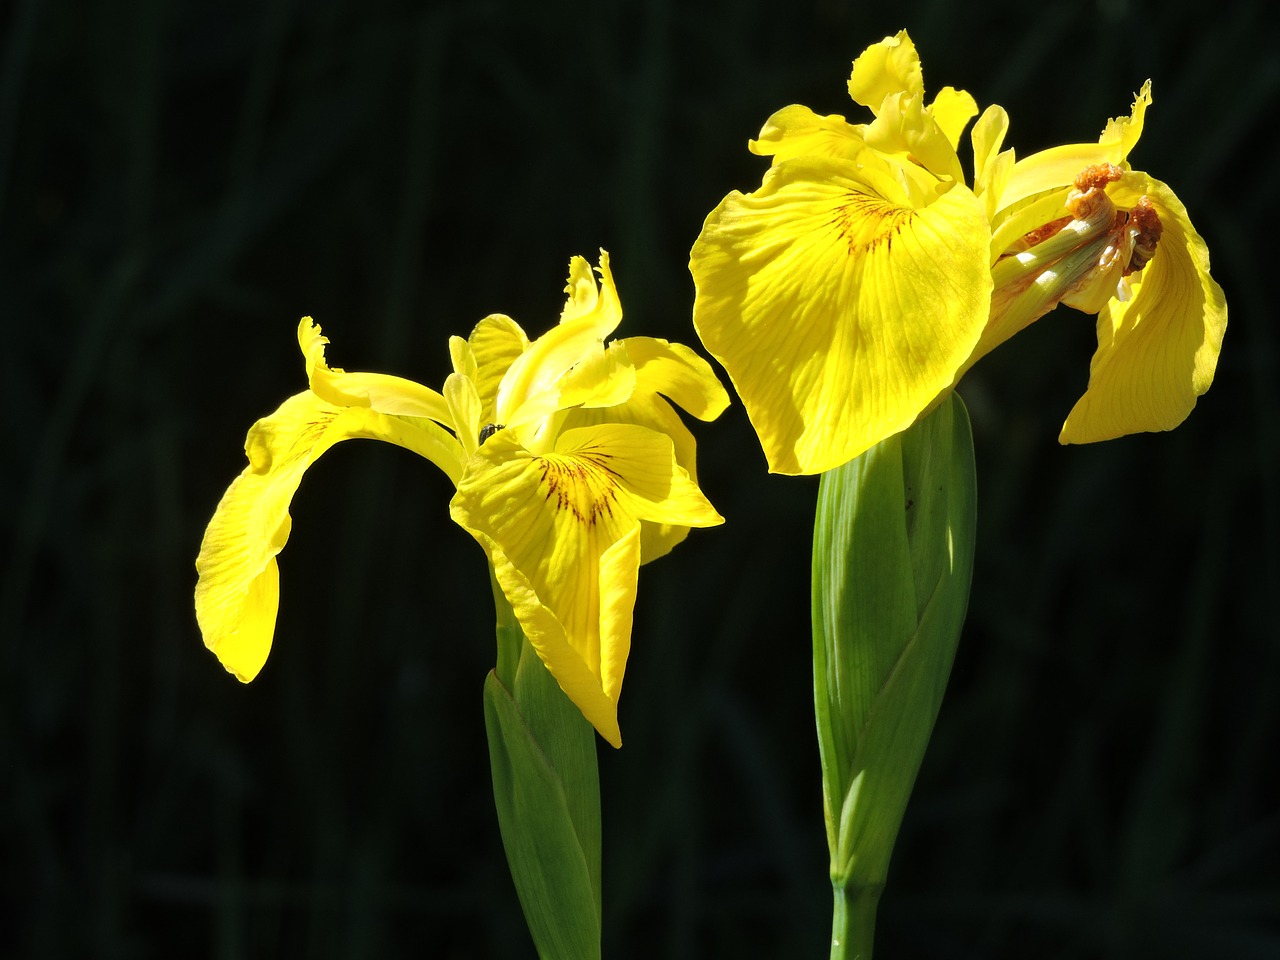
[690,30,1226,474]
[195,251,728,747]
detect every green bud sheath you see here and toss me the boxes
[812,393,978,960]
[484,571,603,960]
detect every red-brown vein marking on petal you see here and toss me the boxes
[833,194,915,256]
[537,451,622,526]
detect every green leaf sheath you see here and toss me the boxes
[812,394,978,958]
[484,573,603,960]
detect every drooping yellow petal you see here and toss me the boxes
[690,156,992,474]
[195,391,465,681]
[1059,174,1226,443]
[299,318,453,424]
[470,521,638,749]
[625,336,731,422]
[449,424,721,745]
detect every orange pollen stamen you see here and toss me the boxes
[986,166,1165,344]
[1125,196,1163,275]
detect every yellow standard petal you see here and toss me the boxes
[1059,174,1227,443]
[847,30,924,112]
[690,156,991,474]
[195,391,464,681]
[449,424,722,746]
[495,252,623,433]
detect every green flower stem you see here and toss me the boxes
[484,569,603,960]
[812,393,977,960]
[829,881,880,960]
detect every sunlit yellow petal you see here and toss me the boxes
[298,317,453,423]
[451,437,634,745]
[750,104,866,165]
[863,89,965,184]
[559,249,622,330]
[449,334,477,382]
[995,82,1153,214]
[1099,80,1151,159]
[972,103,1015,221]
[470,523,630,748]
[553,423,724,528]
[465,314,529,418]
[690,157,991,474]
[444,372,483,457]
[450,424,721,744]
[847,30,922,111]
[562,392,718,564]
[496,253,621,426]
[1059,175,1226,443]
[195,392,465,682]
[556,339,637,411]
[625,336,730,422]
[929,86,978,151]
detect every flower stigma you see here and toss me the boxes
[983,163,1164,353]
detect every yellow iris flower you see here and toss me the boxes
[195,251,728,747]
[690,30,1226,474]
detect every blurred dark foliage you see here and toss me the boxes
[2,0,1277,957]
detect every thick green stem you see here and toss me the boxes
[830,882,880,960]
[812,394,978,960]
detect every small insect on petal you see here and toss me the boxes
[479,423,504,445]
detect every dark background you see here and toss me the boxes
[3,0,1277,957]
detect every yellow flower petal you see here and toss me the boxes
[299,317,453,423]
[862,88,967,185]
[847,30,923,111]
[496,253,622,428]
[690,157,992,474]
[555,339,638,412]
[444,372,483,457]
[750,104,866,165]
[562,338,728,565]
[996,82,1153,214]
[449,424,721,745]
[625,336,731,422]
[473,522,638,749]
[464,314,530,419]
[929,86,979,151]
[1059,174,1226,443]
[195,392,464,681]
[972,103,1014,221]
